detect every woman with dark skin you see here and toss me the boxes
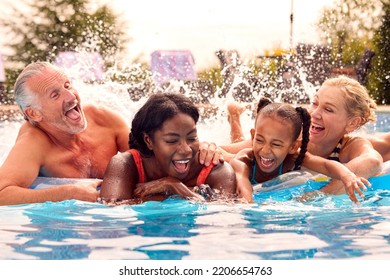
[100,93,237,204]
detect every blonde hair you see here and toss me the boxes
[322,76,377,125]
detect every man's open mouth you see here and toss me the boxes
[65,102,81,121]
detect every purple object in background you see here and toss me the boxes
[54,51,105,82]
[151,50,197,85]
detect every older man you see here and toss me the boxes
[0,62,130,205]
[0,62,221,205]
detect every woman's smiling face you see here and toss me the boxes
[146,113,199,180]
[309,85,350,145]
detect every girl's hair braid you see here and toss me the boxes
[293,106,311,170]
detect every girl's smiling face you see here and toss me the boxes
[145,113,199,180]
[251,115,297,174]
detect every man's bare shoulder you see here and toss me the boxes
[17,122,52,145]
[83,103,127,127]
[83,103,121,116]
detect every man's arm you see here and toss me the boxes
[0,129,99,206]
[112,111,131,152]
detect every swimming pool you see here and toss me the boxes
[1,113,390,261]
[1,179,390,260]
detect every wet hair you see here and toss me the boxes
[129,93,200,157]
[255,97,311,170]
[14,62,62,124]
[322,76,377,126]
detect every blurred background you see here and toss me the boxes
[0,0,388,110]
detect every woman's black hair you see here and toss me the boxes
[129,93,199,157]
[255,97,311,170]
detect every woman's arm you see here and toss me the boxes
[342,137,383,178]
[368,133,390,162]
[133,177,205,202]
[303,152,371,203]
[205,160,238,202]
[100,153,139,204]
[220,139,252,162]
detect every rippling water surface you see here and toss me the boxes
[1,182,390,260]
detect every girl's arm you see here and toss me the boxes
[220,139,252,162]
[303,152,370,203]
[229,149,254,203]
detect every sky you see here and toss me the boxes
[108,0,335,69]
[0,0,335,70]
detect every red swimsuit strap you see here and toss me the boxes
[128,149,145,183]
[196,163,215,186]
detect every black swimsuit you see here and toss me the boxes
[327,139,343,162]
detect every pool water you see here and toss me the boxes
[1,179,389,260]
[0,106,390,260]
[1,166,390,260]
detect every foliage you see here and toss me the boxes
[1,69,20,104]
[317,0,383,65]
[197,67,223,93]
[0,0,129,102]
[316,0,390,103]
[369,0,390,103]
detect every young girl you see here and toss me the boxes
[99,93,237,204]
[230,97,369,203]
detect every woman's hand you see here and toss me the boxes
[134,177,205,202]
[341,172,371,203]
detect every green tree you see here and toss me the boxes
[370,1,390,103]
[0,0,129,103]
[316,0,383,66]
[1,0,128,64]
